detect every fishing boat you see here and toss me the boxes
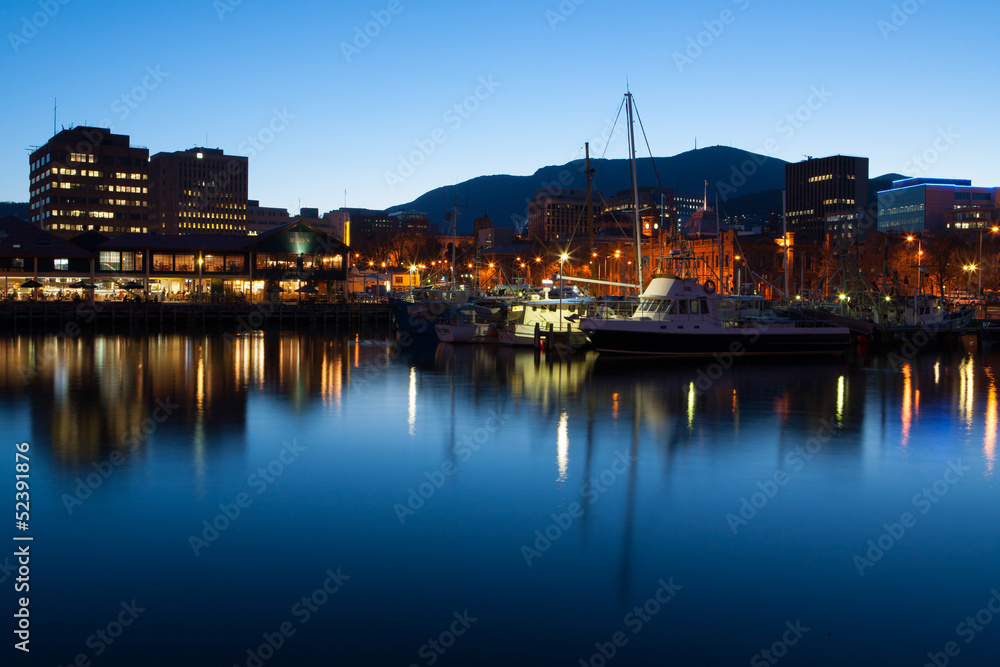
[497,285,594,347]
[389,287,470,337]
[579,274,852,357]
[435,303,507,344]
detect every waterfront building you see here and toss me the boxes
[148,147,249,235]
[785,155,869,239]
[29,126,150,238]
[0,215,94,295]
[877,178,997,233]
[0,218,348,301]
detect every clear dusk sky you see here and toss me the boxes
[2,0,997,215]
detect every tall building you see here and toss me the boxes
[877,178,997,233]
[390,210,431,235]
[148,147,248,235]
[603,187,675,237]
[527,188,600,242]
[29,126,150,238]
[784,155,868,239]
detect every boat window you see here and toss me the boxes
[690,300,700,314]
[678,300,689,315]
[701,299,709,313]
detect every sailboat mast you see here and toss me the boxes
[626,92,642,289]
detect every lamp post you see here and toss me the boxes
[198,255,203,302]
[559,253,568,331]
[978,225,999,304]
[964,265,975,298]
[907,234,922,295]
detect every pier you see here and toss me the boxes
[0,301,391,333]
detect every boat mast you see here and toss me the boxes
[626,91,642,290]
[781,190,789,302]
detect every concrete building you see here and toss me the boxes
[247,200,290,235]
[877,178,997,233]
[29,126,150,238]
[603,187,675,238]
[148,147,248,235]
[526,188,598,242]
[785,155,868,239]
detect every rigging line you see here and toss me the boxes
[631,98,664,192]
[598,98,627,161]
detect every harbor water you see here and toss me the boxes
[2,331,999,665]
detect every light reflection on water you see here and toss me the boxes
[2,332,1000,666]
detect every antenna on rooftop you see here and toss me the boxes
[53,98,57,136]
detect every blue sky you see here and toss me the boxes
[2,0,997,214]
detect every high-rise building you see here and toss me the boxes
[784,155,868,239]
[148,147,248,235]
[527,188,600,242]
[877,178,997,233]
[29,126,150,238]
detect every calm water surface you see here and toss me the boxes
[2,331,999,666]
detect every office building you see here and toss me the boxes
[148,147,248,235]
[29,126,150,238]
[785,155,868,239]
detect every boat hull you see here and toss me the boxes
[435,323,500,344]
[580,320,851,357]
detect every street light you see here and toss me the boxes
[978,225,1000,303]
[558,253,569,331]
[907,234,922,295]
[964,264,976,298]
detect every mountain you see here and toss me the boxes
[389,146,789,234]
[0,202,29,222]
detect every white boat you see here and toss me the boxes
[497,286,594,347]
[579,274,852,357]
[434,303,507,344]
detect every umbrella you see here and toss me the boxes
[20,279,42,288]
[120,281,144,290]
[267,284,285,292]
[69,280,97,289]
[296,285,319,294]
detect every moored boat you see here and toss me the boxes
[579,274,852,357]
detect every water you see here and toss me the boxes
[2,332,999,666]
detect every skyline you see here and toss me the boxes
[3,0,998,216]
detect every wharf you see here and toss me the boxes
[0,301,391,334]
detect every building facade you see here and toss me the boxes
[877,178,997,233]
[247,200,291,235]
[785,155,869,239]
[527,189,597,242]
[29,126,150,238]
[148,147,248,235]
